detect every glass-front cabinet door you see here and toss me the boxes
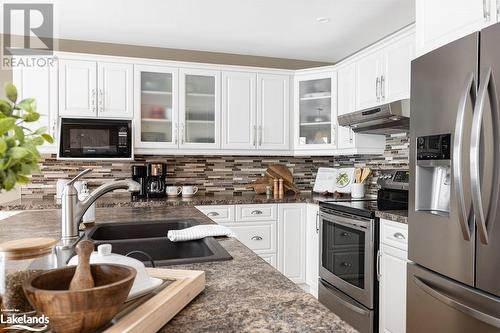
[294,72,337,150]
[134,65,178,148]
[179,69,221,149]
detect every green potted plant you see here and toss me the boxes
[0,82,53,191]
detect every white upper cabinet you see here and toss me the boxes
[416,0,498,56]
[222,71,257,150]
[355,30,414,111]
[134,64,178,149]
[337,62,386,152]
[294,72,337,150]
[355,51,383,110]
[257,74,290,150]
[97,62,133,118]
[381,34,414,103]
[59,59,97,118]
[59,58,133,119]
[179,68,221,149]
[12,56,59,153]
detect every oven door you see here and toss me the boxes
[59,118,132,159]
[319,209,375,308]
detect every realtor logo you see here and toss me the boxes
[3,3,54,56]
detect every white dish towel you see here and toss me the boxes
[167,225,236,242]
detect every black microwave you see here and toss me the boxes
[59,118,132,159]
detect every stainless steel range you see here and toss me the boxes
[318,170,409,333]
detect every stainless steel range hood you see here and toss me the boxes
[338,99,410,134]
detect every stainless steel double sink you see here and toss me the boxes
[85,219,232,266]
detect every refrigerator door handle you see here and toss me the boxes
[453,73,476,241]
[471,67,499,245]
[414,276,500,328]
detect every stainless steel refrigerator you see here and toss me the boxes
[408,22,500,332]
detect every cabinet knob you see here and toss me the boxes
[251,236,263,241]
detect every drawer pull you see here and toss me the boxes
[393,232,406,240]
[251,210,263,215]
[207,212,220,217]
[251,236,263,241]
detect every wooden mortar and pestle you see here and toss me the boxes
[23,240,136,333]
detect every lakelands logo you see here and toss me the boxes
[1,313,49,331]
[1,3,55,69]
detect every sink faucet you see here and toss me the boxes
[55,169,141,266]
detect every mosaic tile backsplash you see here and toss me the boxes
[19,133,409,200]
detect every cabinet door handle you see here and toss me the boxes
[251,236,263,241]
[484,0,491,21]
[253,125,257,147]
[376,250,382,281]
[251,210,263,215]
[381,75,385,100]
[258,125,263,146]
[315,211,320,233]
[331,127,336,146]
[173,123,178,144]
[180,123,185,145]
[99,89,104,113]
[393,232,406,240]
[349,128,354,144]
[91,89,96,112]
[51,120,57,140]
[376,77,380,101]
[207,212,220,217]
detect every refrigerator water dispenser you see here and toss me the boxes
[415,134,452,215]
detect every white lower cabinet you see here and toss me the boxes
[197,203,314,290]
[258,253,277,268]
[278,204,306,284]
[379,219,409,333]
[221,221,277,253]
[305,203,320,297]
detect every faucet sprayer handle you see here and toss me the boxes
[67,169,92,186]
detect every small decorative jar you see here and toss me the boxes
[0,238,57,315]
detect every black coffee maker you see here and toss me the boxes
[131,165,147,199]
[146,162,167,198]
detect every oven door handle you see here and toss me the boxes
[320,212,369,232]
[319,280,370,316]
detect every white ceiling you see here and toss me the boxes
[51,0,415,63]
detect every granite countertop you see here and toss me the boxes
[0,192,332,211]
[375,210,408,224]
[0,206,357,333]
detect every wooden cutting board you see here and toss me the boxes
[102,268,205,333]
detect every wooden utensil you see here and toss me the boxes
[360,168,371,184]
[23,264,136,333]
[354,168,362,184]
[69,240,95,290]
[266,164,293,184]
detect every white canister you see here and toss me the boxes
[351,183,365,199]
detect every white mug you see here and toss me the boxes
[351,183,365,199]
[166,186,182,197]
[182,186,198,197]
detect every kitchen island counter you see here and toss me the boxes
[0,206,357,333]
